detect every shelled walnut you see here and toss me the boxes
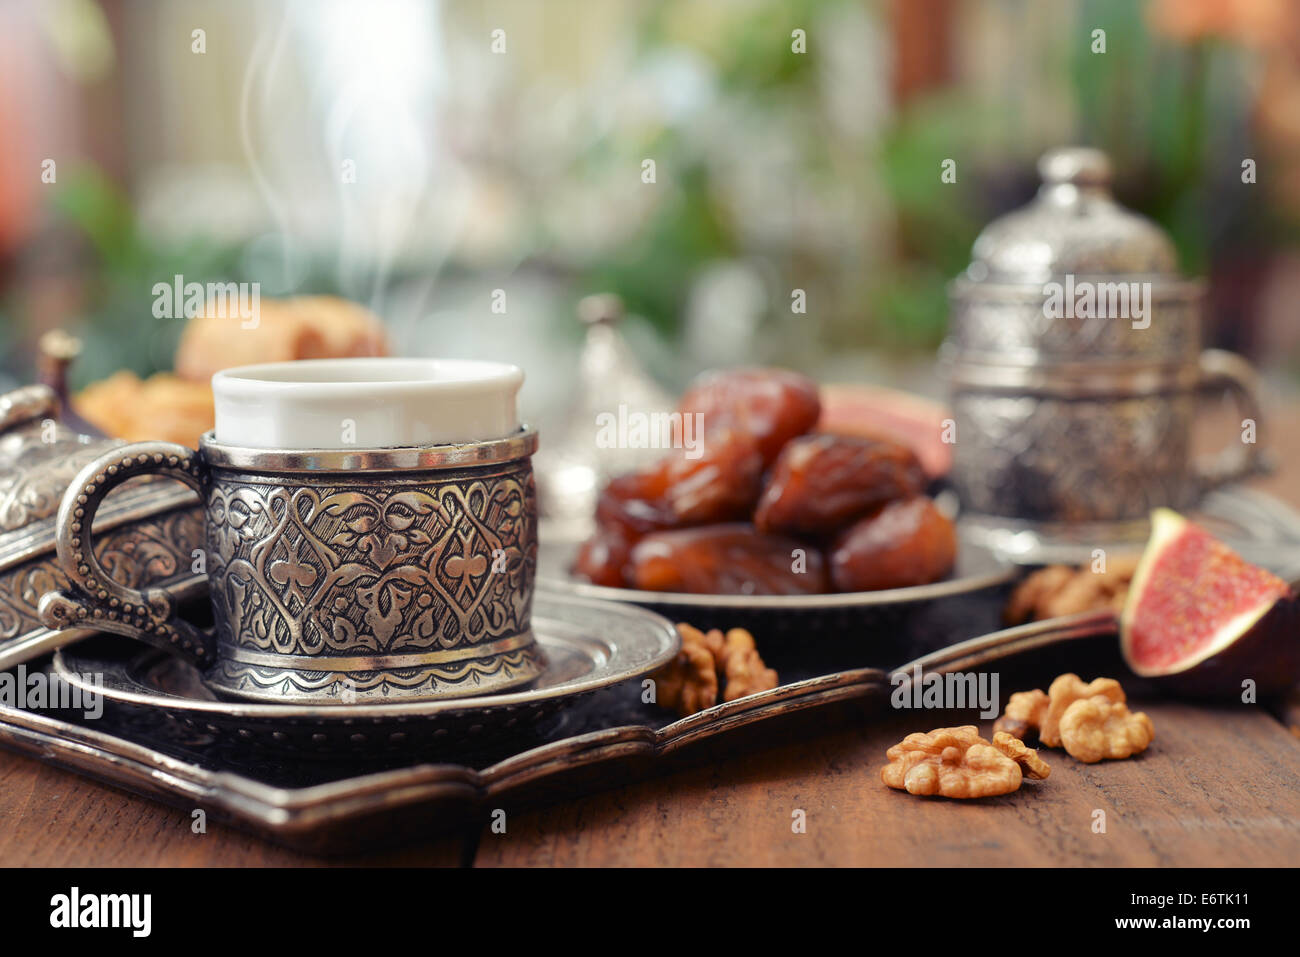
[653,637,718,717]
[1040,674,1127,748]
[1058,696,1155,763]
[1004,556,1140,624]
[993,672,1155,763]
[881,726,1025,799]
[651,623,779,717]
[991,731,1051,779]
[720,628,779,702]
[993,689,1050,741]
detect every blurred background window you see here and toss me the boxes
[2,0,1298,426]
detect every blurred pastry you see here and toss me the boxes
[174,295,388,382]
[75,295,387,448]
[74,370,215,448]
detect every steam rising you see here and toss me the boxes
[237,0,469,331]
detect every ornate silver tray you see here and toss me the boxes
[5,488,1298,855]
[51,593,678,758]
[0,609,1119,855]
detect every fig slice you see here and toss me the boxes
[1120,508,1300,697]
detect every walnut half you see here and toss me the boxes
[992,731,1051,779]
[881,726,1023,799]
[653,627,719,716]
[1040,673,1126,748]
[720,628,779,702]
[1058,696,1155,763]
[1003,556,1140,624]
[993,689,1050,741]
[652,623,779,716]
[994,673,1155,764]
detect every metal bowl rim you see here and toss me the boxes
[537,539,1015,610]
[198,426,537,472]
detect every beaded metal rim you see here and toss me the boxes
[44,445,210,660]
[198,425,538,473]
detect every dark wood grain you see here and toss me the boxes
[0,751,468,866]
[474,701,1300,867]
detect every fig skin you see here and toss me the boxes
[1134,594,1300,698]
[816,383,952,479]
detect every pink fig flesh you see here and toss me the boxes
[1121,509,1299,697]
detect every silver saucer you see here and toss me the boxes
[52,593,678,759]
[962,486,1300,576]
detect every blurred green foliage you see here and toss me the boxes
[6,0,1296,385]
[40,165,245,387]
[578,149,738,340]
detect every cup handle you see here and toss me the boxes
[1191,349,1271,495]
[38,441,217,665]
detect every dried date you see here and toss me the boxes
[595,471,677,537]
[570,525,633,587]
[754,434,925,536]
[828,497,956,592]
[594,431,762,536]
[628,523,828,595]
[677,367,821,464]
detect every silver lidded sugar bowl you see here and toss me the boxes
[0,385,205,670]
[944,147,1267,557]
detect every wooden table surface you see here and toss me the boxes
[2,395,1298,867]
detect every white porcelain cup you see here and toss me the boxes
[211,357,525,449]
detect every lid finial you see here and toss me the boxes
[1037,147,1112,188]
[577,293,625,326]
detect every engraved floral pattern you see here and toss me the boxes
[949,295,1200,363]
[0,508,204,642]
[205,464,537,659]
[951,391,1194,521]
[0,429,121,533]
